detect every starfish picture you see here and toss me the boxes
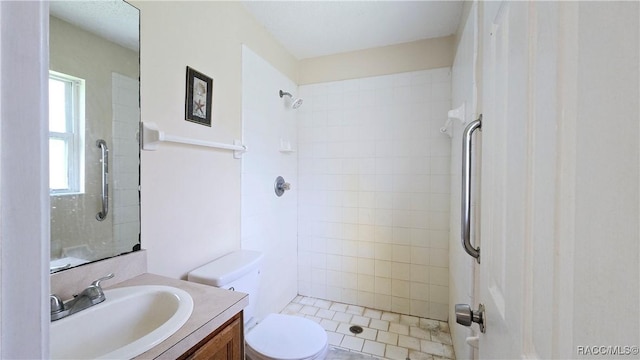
[186,66,213,126]
[194,98,206,116]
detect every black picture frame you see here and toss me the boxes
[185,66,213,126]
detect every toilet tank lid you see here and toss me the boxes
[187,250,263,287]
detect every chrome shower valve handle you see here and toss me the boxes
[274,176,290,197]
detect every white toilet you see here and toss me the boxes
[187,250,329,360]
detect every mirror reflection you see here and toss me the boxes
[49,1,140,272]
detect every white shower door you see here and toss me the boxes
[461,0,639,358]
[478,1,561,358]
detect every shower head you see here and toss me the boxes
[291,97,303,109]
[279,90,303,109]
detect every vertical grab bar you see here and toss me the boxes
[96,139,109,221]
[461,115,481,263]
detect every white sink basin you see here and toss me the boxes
[50,285,194,359]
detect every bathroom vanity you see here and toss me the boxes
[109,273,247,359]
[178,312,244,359]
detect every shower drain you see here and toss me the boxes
[348,325,363,334]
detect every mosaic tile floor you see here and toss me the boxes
[281,296,455,360]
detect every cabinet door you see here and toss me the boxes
[182,312,244,360]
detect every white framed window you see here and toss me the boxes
[49,71,85,195]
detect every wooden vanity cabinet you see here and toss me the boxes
[179,312,244,360]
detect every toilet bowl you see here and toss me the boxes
[246,313,328,360]
[187,250,328,360]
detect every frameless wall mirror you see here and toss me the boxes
[49,1,140,273]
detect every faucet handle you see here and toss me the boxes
[81,273,114,305]
[50,294,64,314]
[91,273,114,289]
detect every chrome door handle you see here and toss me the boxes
[461,116,481,262]
[455,303,486,333]
[96,139,109,221]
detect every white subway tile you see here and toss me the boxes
[391,297,411,314]
[392,262,411,281]
[342,223,358,240]
[410,300,430,318]
[429,284,449,304]
[392,245,411,263]
[374,208,393,226]
[411,71,432,86]
[326,254,342,270]
[429,266,449,286]
[311,283,327,299]
[298,281,311,296]
[429,249,449,267]
[358,224,375,241]
[410,282,430,301]
[410,264,430,284]
[375,243,392,261]
[358,274,375,292]
[391,227,411,246]
[342,272,358,290]
[375,277,392,295]
[427,211,449,231]
[429,303,449,321]
[295,70,451,321]
[342,79,359,92]
[428,230,449,249]
[341,256,358,273]
[431,82,452,101]
[374,294,392,311]
[375,191,394,209]
[311,268,326,285]
[311,252,327,268]
[430,67,451,82]
[410,246,429,265]
[358,241,375,259]
[358,258,375,275]
[374,225,393,243]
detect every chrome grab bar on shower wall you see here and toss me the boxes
[96,139,109,221]
[461,115,481,263]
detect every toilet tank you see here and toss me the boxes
[187,250,263,324]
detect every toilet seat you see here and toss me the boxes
[245,313,328,360]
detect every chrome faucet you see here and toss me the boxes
[50,273,114,321]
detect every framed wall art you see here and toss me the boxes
[185,66,213,126]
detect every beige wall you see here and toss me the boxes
[49,16,139,261]
[299,36,455,84]
[131,0,298,279]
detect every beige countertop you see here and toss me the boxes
[107,273,248,359]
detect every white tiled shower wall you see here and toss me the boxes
[112,73,141,254]
[297,68,452,321]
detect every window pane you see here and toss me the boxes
[49,78,68,132]
[50,138,69,190]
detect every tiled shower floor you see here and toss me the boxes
[281,296,455,360]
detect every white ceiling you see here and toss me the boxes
[50,1,139,52]
[241,1,464,59]
[49,1,462,59]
